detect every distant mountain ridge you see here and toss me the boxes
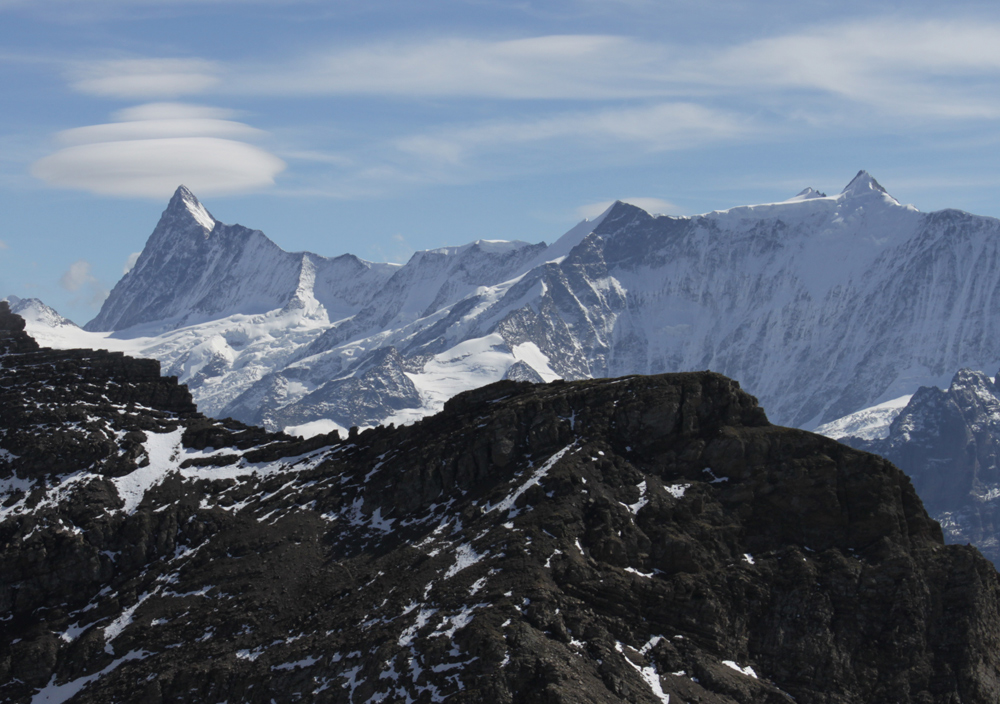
[3,295,77,329]
[41,171,1000,436]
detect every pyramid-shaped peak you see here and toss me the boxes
[168,184,199,207]
[841,170,889,197]
[165,185,216,232]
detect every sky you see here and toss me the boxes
[4,0,1000,325]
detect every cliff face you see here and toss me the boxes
[1,301,999,703]
[839,369,1000,567]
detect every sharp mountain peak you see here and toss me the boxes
[164,184,216,233]
[841,169,891,198]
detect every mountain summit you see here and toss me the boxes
[840,169,892,199]
[84,187,396,334]
[165,184,216,234]
[85,185,292,332]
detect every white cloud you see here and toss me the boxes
[702,19,1000,118]
[60,260,93,292]
[33,138,285,197]
[223,21,1000,120]
[59,259,108,308]
[112,102,238,121]
[123,252,141,274]
[32,102,285,198]
[394,102,750,164]
[576,197,680,219]
[69,58,221,99]
[59,259,97,292]
[0,239,8,250]
[56,118,264,146]
[237,35,675,99]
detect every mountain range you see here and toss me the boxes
[20,172,1000,568]
[25,171,1000,443]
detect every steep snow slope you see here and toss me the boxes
[224,170,1000,431]
[814,395,913,442]
[28,172,1000,435]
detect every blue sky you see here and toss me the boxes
[4,0,1000,324]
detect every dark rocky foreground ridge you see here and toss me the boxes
[2,302,1000,703]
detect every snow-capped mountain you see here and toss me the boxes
[2,294,77,329]
[86,185,399,333]
[825,368,1000,565]
[35,171,1000,436]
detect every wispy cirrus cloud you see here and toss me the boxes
[40,18,1000,199]
[702,19,1000,119]
[60,20,1000,122]
[393,102,752,165]
[235,34,676,99]
[40,18,1000,117]
[31,102,285,198]
[218,20,1000,119]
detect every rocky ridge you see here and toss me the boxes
[839,368,1000,566]
[2,302,1000,702]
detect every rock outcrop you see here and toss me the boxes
[2,302,999,703]
[842,368,1000,566]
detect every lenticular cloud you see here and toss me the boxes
[31,103,285,198]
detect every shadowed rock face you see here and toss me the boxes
[1,301,999,704]
[843,369,1000,567]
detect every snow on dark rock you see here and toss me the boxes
[2,303,1000,703]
